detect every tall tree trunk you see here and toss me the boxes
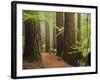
[45,22,50,52]
[53,23,56,49]
[64,13,76,52]
[77,13,81,41]
[56,12,64,57]
[23,20,41,63]
[62,13,77,65]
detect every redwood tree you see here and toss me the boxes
[23,20,42,64]
[56,12,64,57]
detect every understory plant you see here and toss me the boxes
[71,39,91,66]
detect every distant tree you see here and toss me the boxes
[77,13,81,41]
[45,21,50,52]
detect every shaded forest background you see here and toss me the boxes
[22,10,91,69]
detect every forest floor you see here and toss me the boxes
[23,53,72,69]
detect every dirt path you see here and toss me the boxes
[41,53,72,68]
[23,53,72,69]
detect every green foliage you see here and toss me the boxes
[23,10,39,22]
[23,10,47,22]
[71,40,90,57]
[71,13,91,66]
[23,10,56,25]
[23,10,63,38]
[50,48,57,55]
[72,13,91,57]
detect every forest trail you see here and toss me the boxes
[41,53,72,68]
[23,53,72,69]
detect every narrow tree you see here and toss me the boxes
[77,13,81,41]
[45,21,50,52]
[56,12,64,57]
